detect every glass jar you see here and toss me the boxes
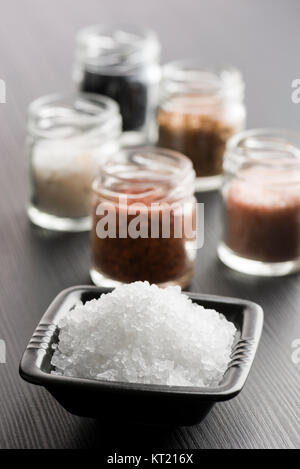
[158,60,245,191]
[219,129,300,276]
[90,147,197,287]
[27,92,121,231]
[74,24,161,145]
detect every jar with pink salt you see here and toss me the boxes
[218,129,300,276]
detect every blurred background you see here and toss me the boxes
[2,0,300,126]
[2,0,300,212]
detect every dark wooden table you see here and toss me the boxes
[0,0,300,449]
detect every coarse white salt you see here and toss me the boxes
[32,141,99,218]
[51,282,236,387]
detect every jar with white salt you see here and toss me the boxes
[26,93,121,231]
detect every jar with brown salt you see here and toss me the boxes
[218,129,300,276]
[90,147,197,287]
[157,60,245,191]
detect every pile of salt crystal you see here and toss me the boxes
[51,281,236,387]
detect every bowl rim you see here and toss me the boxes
[19,285,264,401]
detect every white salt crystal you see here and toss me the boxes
[32,138,117,218]
[32,141,99,218]
[51,282,236,387]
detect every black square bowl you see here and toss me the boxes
[20,286,263,426]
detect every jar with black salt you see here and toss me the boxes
[74,24,161,144]
[158,61,246,191]
[90,147,197,288]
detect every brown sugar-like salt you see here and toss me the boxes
[158,107,237,178]
[91,188,196,286]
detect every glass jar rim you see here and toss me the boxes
[93,146,195,200]
[75,24,160,71]
[162,60,244,98]
[28,92,121,139]
[225,128,300,183]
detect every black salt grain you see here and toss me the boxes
[81,70,148,131]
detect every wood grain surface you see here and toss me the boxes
[0,0,300,449]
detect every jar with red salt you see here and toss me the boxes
[219,129,300,276]
[90,147,197,287]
